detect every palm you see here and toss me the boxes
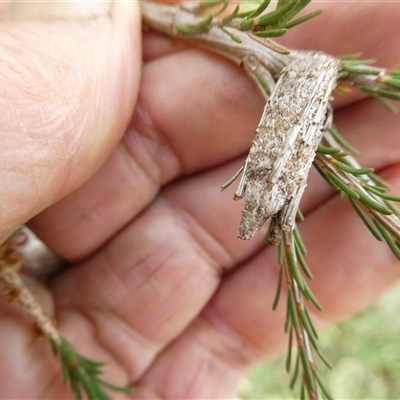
[1,1,400,399]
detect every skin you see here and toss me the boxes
[1,1,400,398]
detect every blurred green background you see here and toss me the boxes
[239,283,400,399]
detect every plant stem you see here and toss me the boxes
[0,240,61,344]
[141,1,292,95]
[283,231,321,400]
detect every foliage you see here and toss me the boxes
[240,283,400,399]
[53,338,133,400]
[175,0,323,39]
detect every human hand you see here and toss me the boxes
[1,1,400,399]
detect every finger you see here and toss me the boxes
[131,170,400,400]
[29,48,265,260]
[0,314,69,398]
[0,274,72,398]
[47,159,264,379]
[0,2,11,18]
[0,1,141,242]
[48,157,400,398]
[143,30,189,62]
[139,50,264,174]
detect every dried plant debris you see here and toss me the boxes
[0,236,133,400]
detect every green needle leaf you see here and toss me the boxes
[55,338,133,400]
[315,370,334,400]
[354,189,394,215]
[253,28,288,37]
[300,383,306,400]
[98,379,134,394]
[221,27,242,43]
[212,0,229,16]
[380,76,400,90]
[317,145,342,155]
[220,4,239,24]
[199,14,213,28]
[272,264,284,310]
[337,52,362,60]
[329,126,360,155]
[247,0,272,18]
[298,345,316,393]
[389,67,400,79]
[287,290,300,332]
[302,284,323,311]
[313,163,340,190]
[77,370,100,400]
[349,197,384,241]
[255,71,271,95]
[374,95,399,113]
[385,200,400,217]
[290,354,300,389]
[285,327,294,372]
[333,159,374,176]
[293,226,307,255]
[362,183,387,193]
[325,171,360,199]
[360,85,400,101]
[275,0,313,26]
[299,308,318,345]
[71,379,83,400]
[257,0,298,26]
[278,236,285,265]
[315,347,333,370]
[296,209,305,221]
[368,172,391,189]
[203,0,224,8]
[303,307,319,340]
[175,23,210,34]
[295,247,313,279]
[363,184,400,201]
[282,9,323,29]
[286,246,306,291]
[340,57,375,65]
[342,64,381,75]
[373,219,400,260]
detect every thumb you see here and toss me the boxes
[0,2,141,242]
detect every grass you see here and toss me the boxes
[239,283,400,399]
